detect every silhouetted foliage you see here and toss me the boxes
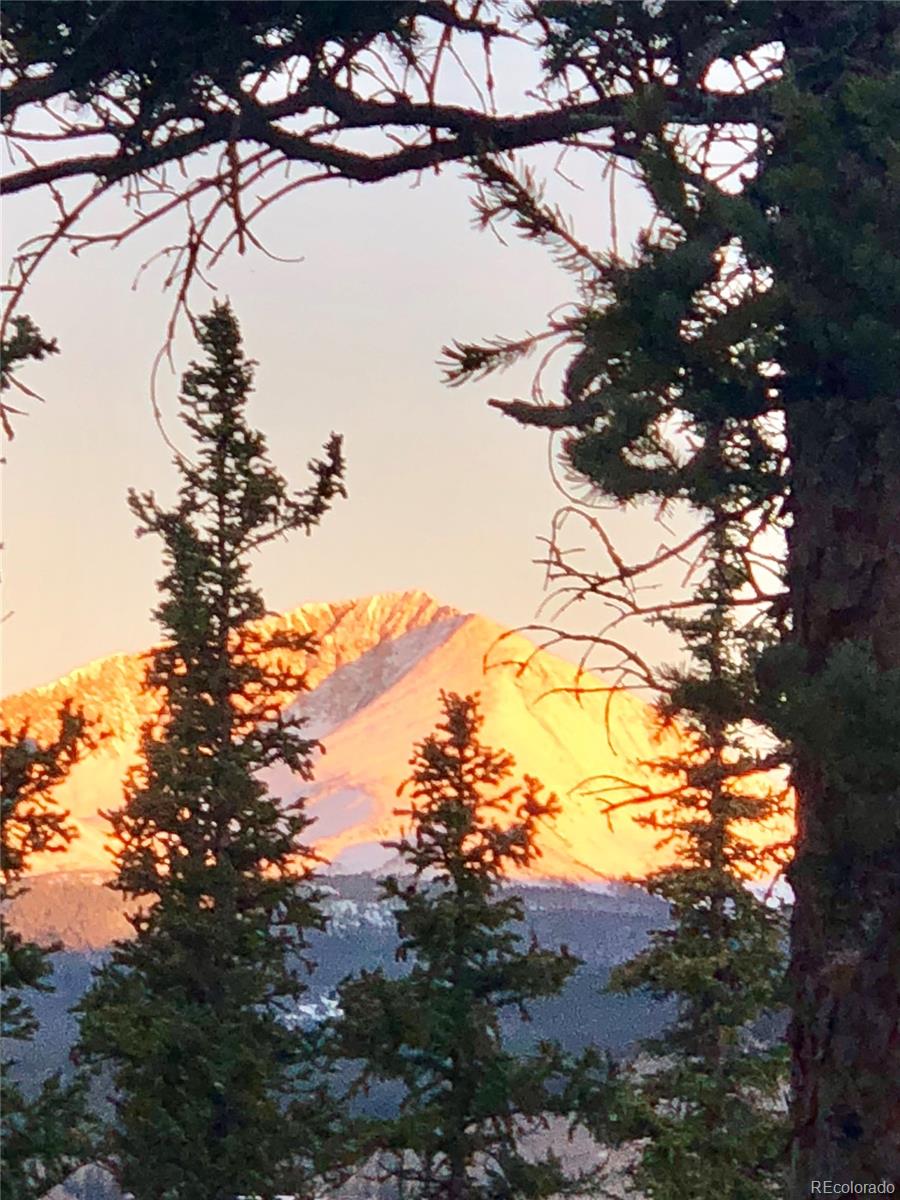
[0,315,58,435]
[77,303,346,1200]
[332,692,607,1199]
[1,705,93,1199]
[600,518,790,1199]
[442,7,900,1192]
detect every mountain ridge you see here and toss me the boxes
[2,588,790,888]
[2,589,460,737]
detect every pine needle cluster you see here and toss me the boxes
[1,705,94,1199]
[605,517,790,1199]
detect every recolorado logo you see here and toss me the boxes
[810,1184,895,1196]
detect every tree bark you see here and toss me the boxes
[786,395,900,1196]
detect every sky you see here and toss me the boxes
[2,41,684,698]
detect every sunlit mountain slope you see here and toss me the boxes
[2,589,785,884]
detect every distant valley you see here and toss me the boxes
[10,870,676,1109]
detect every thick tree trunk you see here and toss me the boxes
[786,396,900,1197]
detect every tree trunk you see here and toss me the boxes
[785,396,900,1196]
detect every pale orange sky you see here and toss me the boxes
[2,45,685,698]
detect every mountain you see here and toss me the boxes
[3,589,692,889]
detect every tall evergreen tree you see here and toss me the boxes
[1,704,93,1199]
[601,514,789,1199]
[332,691,602,1200]
[77,302,346,1200]
[441,10,900,1190]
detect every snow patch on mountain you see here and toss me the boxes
[286,614,467,741]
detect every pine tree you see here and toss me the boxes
[77,302,346,1200]
[439,9,900,1190]
[1,703,94,1199]
[602,514,789,1199]
[332,691,603,1200]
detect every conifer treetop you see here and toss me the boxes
[333,691,609,1200]
[77,303,347,1200]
